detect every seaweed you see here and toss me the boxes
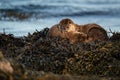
[0,28,120,80]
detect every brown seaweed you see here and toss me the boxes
[0,28,120,80]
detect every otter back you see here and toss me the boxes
[78,23,108,42]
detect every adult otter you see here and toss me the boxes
[46,18,78,38]
[46,18,87,43]
[77,23,108,42]
[46,18,108,43]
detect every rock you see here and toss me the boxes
[0,51,13,74]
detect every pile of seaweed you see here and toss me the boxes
[0,28,120,80]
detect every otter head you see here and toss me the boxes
[58,18,76,32]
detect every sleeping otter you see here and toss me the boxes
[77,23,109,42]
[46,18,108,43]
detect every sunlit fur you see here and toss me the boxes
[66,31,88,43]
[46,18,77,38]
[59,18,76,32]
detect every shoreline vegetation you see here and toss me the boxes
[0,28,120,80]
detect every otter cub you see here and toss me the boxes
[66,31,88,43]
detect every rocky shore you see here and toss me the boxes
[0,28,120,80]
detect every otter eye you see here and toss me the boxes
[66,26,69,28]
[69,22,71,24]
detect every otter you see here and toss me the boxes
[66,31,88,43]
[46,18,77,38]
[77,23,109,42]
[46,18,108,43]
[59,18,77,32]
[46,18,87,43]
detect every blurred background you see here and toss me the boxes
[0,0,120,36]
